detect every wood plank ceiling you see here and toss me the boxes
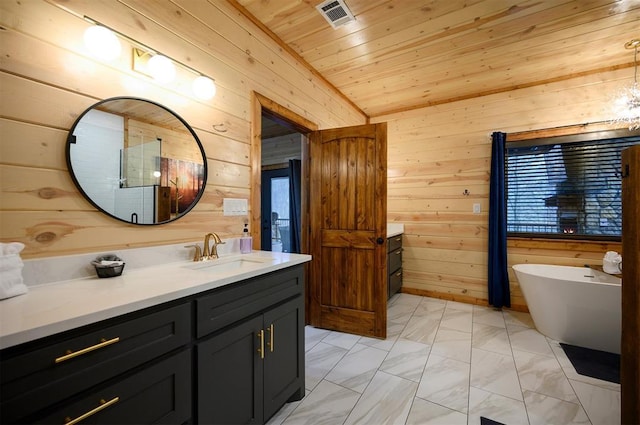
[230,0,640,118]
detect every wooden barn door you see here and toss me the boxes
[308,123,387,338]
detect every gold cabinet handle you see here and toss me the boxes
[64,396,119,425]
[257,329,265,359]
[267,323,274,352]
[395,237,401,242]
[55,337,120,364]
[396,271,402,277]
[395,250,401,255]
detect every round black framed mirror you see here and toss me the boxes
[66,97,207,225]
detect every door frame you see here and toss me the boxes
[251,93,318,322]
[250,92,318,252]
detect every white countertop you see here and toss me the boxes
[387,223,404,238]
[0,251,311,350]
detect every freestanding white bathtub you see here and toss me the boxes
[512,264,621,354]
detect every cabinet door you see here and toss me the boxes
[263,296,305,420]
[389,269,402,298]
[197,316,264,425]
[35,349,191,425]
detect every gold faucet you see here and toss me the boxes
[184,244,203,262]
[203,232,225,259]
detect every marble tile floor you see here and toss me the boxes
[267,293,621,425]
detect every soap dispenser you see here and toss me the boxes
[240,223,252,254]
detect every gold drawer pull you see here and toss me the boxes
[395,237,401,242]
[55,337,120,364]
[395,250,401,255]
[257,330,265,359]
[396,271,402,277]
[64,396,119,425]
[267,323,274,352]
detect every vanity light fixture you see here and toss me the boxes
[83,17,216,100]
[612,38,640,130]
[143,52,176,84]
[192,75,217,100]
[83,25,121,61]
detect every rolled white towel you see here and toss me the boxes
[0,269,27,299]
[0,254,23,272]
[1,242,25,256]
[0,281,28,299]
[0,242,27,300]
[1,267,23,281]
[0,242,25,272]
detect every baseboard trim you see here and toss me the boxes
[399,287,529,313]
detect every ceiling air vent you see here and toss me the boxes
[316,0,356,29]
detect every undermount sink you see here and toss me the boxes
[183,256,273,273]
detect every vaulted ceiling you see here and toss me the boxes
[230,0,640,118]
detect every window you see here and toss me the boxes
[506,129,640,240]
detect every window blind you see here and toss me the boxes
[506,131,640,240]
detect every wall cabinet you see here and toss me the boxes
[0,265,305,425]
[388,235,403,298]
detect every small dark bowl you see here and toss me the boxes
[92,255,125,278]
[93,263,125,278]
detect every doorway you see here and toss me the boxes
[250,93,388,337]
[260,154,302,253]
[250,93,317,253]
[250,92,318,322]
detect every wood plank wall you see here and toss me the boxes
[373,69,628,311]
[0,0,365,259]
[0,0,630,313]
[262,134,303,167]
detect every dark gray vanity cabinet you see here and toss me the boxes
[195,266,305,425]
[0,303,192,424]
[0,264,306,425]
[388,234,403,298]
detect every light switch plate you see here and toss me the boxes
[223,198,248,216]
[473,203,481,214]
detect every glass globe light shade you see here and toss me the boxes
[147,55,176,84]
[83,25,121,61]
[611,82,640,130]
[192,76,217,100]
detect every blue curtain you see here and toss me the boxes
[488,132,510,308]
[288,159,302,253]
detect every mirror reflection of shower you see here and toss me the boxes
[120,138,161,188]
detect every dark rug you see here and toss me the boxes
[560,342,620,384]
[480,417,505,425]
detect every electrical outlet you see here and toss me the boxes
[473,203,481,214]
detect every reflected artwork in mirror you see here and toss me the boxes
[67,97,207,225]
